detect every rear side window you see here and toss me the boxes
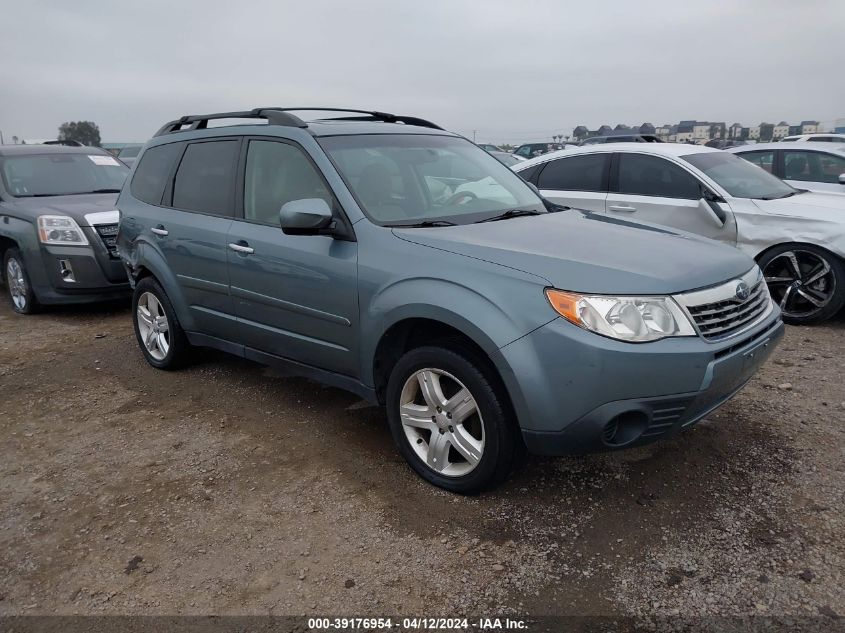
[537,154,608,192]
[172,140,239,216]
[784,150,845,183]
[617,154,701,199]
[516,163,542,184]
[130,143,183,205]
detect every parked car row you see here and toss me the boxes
[512,143,845,324]
[6,106,833,494]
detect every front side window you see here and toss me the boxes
[172,140,239,216]
[0,153,128,198]
[320,134,543,225]
[737,150,775,174]
[784,151,845,183]
[243,140,333,225]
[683,151,795,199]
[617,154,700,199]
[537,154,608,192]
[130,142,183,205]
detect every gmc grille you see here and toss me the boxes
[94,223,119,259]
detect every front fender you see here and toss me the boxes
[360,276,554,387]
[0,216,50,288]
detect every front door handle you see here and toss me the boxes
[151,225,169,236]
[228,242,254,255]
[608,205,637,212]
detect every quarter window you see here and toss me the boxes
[172,140,239,216]
[537,154,608,192]
[130,142,183,205]
[617,153,700,199]
[243,140,333,225]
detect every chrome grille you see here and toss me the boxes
[94,223,119,259]
[676,268,772,342]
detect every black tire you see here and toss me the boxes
[386,345,519,494]
[759,244,845,325]
[3,248,39,314]
[132,276,191,369]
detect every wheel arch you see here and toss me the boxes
[124,242,195,331]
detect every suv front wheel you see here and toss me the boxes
[386,345,519,494]
[132,277,190,369]
[3,248,39,314]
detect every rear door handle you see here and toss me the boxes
[228,242,254,255]
[151,225,169,236]
[608,205,637,212]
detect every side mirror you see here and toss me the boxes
[839,173,845,185]
[699,192,727,227]
[279,198,333,234]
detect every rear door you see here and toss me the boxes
[782,149,845,193]
[158,138,240,337]
[225,137,359,376]
[535,152,609,213]
[607,152,736,243]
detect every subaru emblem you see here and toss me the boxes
[735,281,750,301]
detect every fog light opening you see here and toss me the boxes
[602,411,649,447]
[59,259,76,283]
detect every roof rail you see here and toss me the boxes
[153,107,443,137]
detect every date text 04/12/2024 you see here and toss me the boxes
[307,617,528,630]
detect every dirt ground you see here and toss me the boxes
[0,297,843,620]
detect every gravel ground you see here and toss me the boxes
[0,297,842,620]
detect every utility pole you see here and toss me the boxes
[0,130,4,145]
[472,130,477,142]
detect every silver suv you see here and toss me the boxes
[117,108,783,493]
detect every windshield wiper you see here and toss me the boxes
[82,188,122,194]
[760,190,805,200]
[474,209,544,223]
[389,220,458,228]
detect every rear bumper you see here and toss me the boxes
[495,309,784,456]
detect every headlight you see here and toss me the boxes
[545,289,696,342]
[37,215,89,246]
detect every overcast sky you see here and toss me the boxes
[1,0,843,145]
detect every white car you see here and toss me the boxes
[781,133,845,143]
[513,143,845,324]
[725,142,845,194]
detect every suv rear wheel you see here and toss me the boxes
[3,248,39,314]
[386,345,518,494]
[132,277,190,369]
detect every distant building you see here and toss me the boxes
[773,121,790,140]
[749,125,761,140]
[801,120,820,134]
[835,118,845,134]
[728,123,743,139]
[676,120,695,143]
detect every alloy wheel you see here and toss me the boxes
[136,291,170,361]
[6,258,28,311]
[399,368,485,477]
[763,250,835,320]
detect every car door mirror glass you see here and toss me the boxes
[279,198,333,233]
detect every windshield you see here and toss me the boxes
[319,134,545,225]
[682,151,796,199]
[0,153,129,197]
[118,146,141,158]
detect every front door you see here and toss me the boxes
[607,152,737,244]
[226,138,359,376]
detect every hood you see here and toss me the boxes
[753,190,845,219]
[393,210,754,295]
[4,193,119,226]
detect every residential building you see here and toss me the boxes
[676,120,695,143]
[759,123,774,142]
[773,121,790,140]
[801,120,820,134]
[749,125,761,140]
[692,122,711,142]
[728,123,743,140]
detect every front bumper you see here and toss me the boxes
[30,232,129,304]
[494,308,783,456]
